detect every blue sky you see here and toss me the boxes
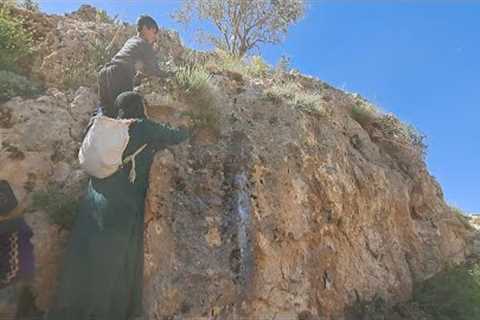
[38,1,479,212]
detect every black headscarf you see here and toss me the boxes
[114,91,146,119]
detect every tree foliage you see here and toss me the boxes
[173,0,306,57]
[0,5,34,71]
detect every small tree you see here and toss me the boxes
[173,0,306,57]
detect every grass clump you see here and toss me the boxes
[246,55,270,77]
[350,97,382,126]
[0,70,41,101]
[176,64,212,95]
[265,81,326,116]
[203,49,271,79]
[175,64,220,132]
[0,6,34,72]
[378,114,427,157]
[413,263,480,320]
[62,25,128,90]
[449,205,475,230]
[32,185,79,230]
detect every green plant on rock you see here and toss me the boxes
[414,263,480,320]
[0,6,34,72]
[0,70,41,100]
[32,185,80,230]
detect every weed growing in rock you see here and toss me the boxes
[0,70,42,101]
[32,185,79,230]
[0,6,34,72]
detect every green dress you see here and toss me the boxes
[45,119,188,320]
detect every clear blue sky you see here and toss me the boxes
[38,1,480,212]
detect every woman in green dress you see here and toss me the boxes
[45,92,189,320]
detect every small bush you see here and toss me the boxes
[0,70,41,100]
[414,263,480,320]
[0,6,34,72]
[32,185,79,230]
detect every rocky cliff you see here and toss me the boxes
[0,5,475,320]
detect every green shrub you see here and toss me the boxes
[0,6,34,72]
[414,263,480,320]
[32,185,79,230]
[0,70,41,100]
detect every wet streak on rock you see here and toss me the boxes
[223,131,255,299]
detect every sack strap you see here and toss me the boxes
[123,144,147,183]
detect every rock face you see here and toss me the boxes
[0,87,97,310]
[0,5,475,320]
[139,77,473,319]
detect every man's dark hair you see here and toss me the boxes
[136,15,159,33]
[115,91,146,119]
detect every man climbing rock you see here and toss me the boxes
[98,15,173,117]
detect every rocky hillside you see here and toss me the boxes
[0,5,476,320]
